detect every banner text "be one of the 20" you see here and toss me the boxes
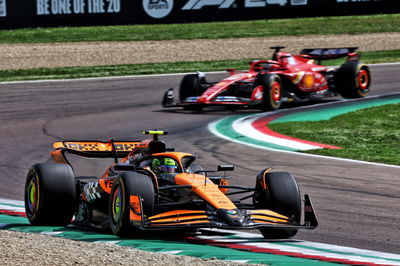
[37,0,120,15]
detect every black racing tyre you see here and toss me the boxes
[24,163,76,226]
[109,171,155,237]
[335,62,371,98]
[179,74,205,101]
[179,74,206,111]
[253,171,301,239]
[255,74,282,111]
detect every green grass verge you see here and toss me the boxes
[1,14,400,43]
[1,50,399,82]
[0,60,248,82]
[269,104,400,165]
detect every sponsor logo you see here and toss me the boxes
[291,0,307,5]
[114,143,137,151]
[102,178,115,189]
[337,0,377,2]
[66,142,100,151]
[0,0,6,17]
[64,142,136,152]
[303,73,314,89]
[245,0,288,7]
[143,0,173,18]
[182,0,235,10]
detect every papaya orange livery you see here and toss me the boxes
[24,130,318,239]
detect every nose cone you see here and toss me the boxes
[218,209,244,226]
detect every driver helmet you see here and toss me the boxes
[151,157,178,174]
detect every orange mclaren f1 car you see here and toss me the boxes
[25,130,318,238]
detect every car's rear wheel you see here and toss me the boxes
[255,74,282,111]
[24,163,76,226]
[109,171,155,237]
[253,171,301,239]
[335,62,371,98]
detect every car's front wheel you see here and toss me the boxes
[255,74,282,111]
[109,171,155,237]
[179,74,206,101]
[253,171,301,239]
[179,74,207,111]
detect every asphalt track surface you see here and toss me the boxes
[0,64,399,254]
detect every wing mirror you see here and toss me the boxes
[218,165,234,172]
[226,68,236,75]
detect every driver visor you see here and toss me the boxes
[159,165,177,173]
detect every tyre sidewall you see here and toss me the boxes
[255,171,301,239]
[179,74,203,101]
[335,62,370,98]
[257,74,282,111]
[109,171,155,236]
[24,163,76,226]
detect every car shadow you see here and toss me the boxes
[154,99,339,116]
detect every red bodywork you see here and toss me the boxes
[163,47,368,110]
[203,56,329,106]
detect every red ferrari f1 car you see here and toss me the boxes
[162,46,371,111]
[25,130,317,238]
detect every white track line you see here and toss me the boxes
[202,229,400,260]
[232,115,322,150]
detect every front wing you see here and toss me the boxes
[128,194,318,231]
[162,88,260,108]
[161,87,335,109]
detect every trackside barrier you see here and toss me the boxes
[0,0,400,29]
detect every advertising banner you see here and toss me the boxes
[0,0,399,29]
[35,0,121,16]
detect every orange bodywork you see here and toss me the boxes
[129,195,143,223]
[174,173,237,210]
[98,178,114,194]
[43,132,318,232]
[50,149,69,164]
[247,209,289,224]
[147,210,211,226]
[51,140,237,212]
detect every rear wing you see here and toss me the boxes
[51,131,168,164]
[52,140,144,162]
[300,47,359,60]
